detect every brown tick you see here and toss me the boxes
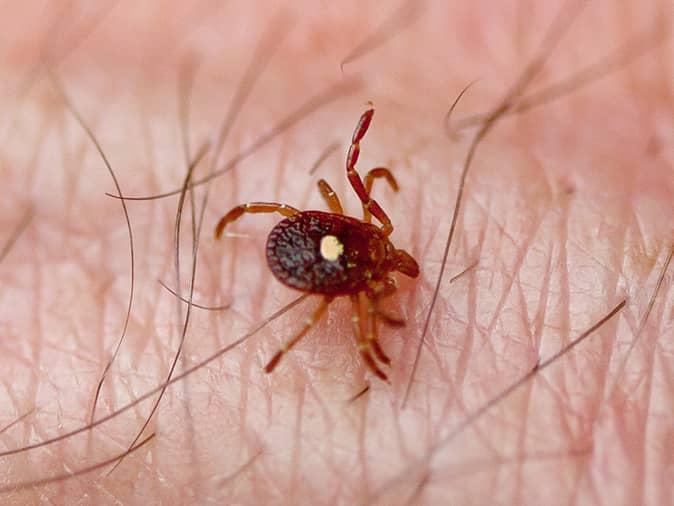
[214,107,419,380]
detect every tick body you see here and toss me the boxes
[267,211,416,296]
[215,107,419,380]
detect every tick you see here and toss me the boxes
[214,107,419,380]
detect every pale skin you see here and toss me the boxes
[0,1,672,505]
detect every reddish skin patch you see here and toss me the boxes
[215,108,419,380]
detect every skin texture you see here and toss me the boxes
[0,1,673,504]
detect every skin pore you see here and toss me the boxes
[0,0,673,504]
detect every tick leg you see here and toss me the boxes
[363,167,399,223]
[351,293,388,381]
[366,297,391,365]
[214,202,300,239]
[264,296,332,373]
[364,167,399,194]
[317,179,344,214]
[346,108,394,236]
[376,309,406,328]
[366,277,397,300]
[366,278,405,327]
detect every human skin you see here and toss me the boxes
[0,0,672,504]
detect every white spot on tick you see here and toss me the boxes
[320,235,344,261]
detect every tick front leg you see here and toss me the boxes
[264,296,332,373]
[214,202,300,239]
[346,108,394,236]
[317,179,344,214]
[363,167,399,223]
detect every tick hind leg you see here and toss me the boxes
[264,297,332,373]
[351,293,388,381]
[375,309,406,327]
[214,202,300,239]
[346,108,394,236]
[363,167,399,223]
[317,179,343,214]
[366,298,391,365]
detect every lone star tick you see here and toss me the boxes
[214,107,419,380]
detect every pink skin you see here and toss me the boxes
[0,1,672,504]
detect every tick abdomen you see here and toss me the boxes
[266,210,389,296]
